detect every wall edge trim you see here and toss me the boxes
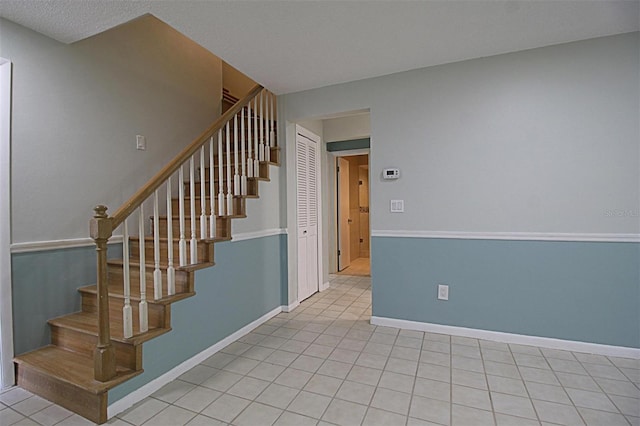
[10,228,288,253]
[370,316,640,359]
[282,301,299,313]
[230,228,287,242]
[10,236,124,253]
[107,305,283,419]
[371,230,640,243]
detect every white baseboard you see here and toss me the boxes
[320,281,330,292]
[107,306,282,419]
[282,301,299,313]
[370,316,640,359]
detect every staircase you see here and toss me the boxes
[13,85,279,424]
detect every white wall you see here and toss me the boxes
[0,16,223,243]
[323,114,370,142]
[283,33,640,236]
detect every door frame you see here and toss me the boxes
[327,148,370,275]
[337,157,350,271]
[0,57,14,389]
[286,124,323,309]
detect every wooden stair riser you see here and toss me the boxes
[128,238,212,265]
[81,291,170,330]
[50,326,142,371]
[107,263,194,295]
[16,367,108,424]
[183,179,259,198]
[204,146,279,166]
[170,196,246,218]
[153,216,232,240]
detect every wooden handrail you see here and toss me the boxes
[110,84,264,229]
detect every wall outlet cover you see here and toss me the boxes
[438,284,449,301]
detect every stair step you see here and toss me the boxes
[170,196,246,218]
[15,346,141,424]
[49,312,170,345]
[183,179,260,198]
[152,216,232,244]
[106,261,191,295]
[128,236,213,264]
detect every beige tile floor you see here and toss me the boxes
[1,274,639,426]
[336,258,370,277]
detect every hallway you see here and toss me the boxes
[336,257,370,277]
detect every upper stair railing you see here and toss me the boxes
[89,84,277,381]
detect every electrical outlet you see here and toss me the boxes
[136,135,146,151]
[438,284,449,301]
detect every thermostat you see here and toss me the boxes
[383,168,400,180]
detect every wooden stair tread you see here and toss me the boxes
[157,214,247,220]
[14,346,141,394]
[128,236,227,244]
[78,285,195,306]
[49,312,170,345]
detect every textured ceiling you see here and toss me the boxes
[1,0,638,94]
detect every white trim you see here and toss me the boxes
[371,316,640,359]
[0,58,14,389]
[10,235,124,253]
[108,305,283,419]
[230,228,286,242]
[282,300,299,313]
[319,281,330,292]
[371,230,640,243]
[9,227,289,253]
[328,148,370,156]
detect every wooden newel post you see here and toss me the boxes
[90,205,116,382]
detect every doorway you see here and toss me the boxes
[336,154,370,276]
[0,57,14,389]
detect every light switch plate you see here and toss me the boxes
[136,135,146,151]
[390,200,404,213]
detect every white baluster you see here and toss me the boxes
[247,103,253,179]
[122,220,133,338]
[226,121,233,215]
[270,91,276,151]
[217,131,225,216]
[209,136,216,238]
[266,91,271,162]
[241,107,247,195]
[166,178,175,296]
[153,190,162,300]
[200,146,207,239]
[178,165,187,266]
[254,97,260,177]
[189,156,197,264]
[259,90,265,162]
[233,113,240,196]
[138,205,148,333]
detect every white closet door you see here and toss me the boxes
[296,129,319,302]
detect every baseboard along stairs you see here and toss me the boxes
[13,85,279,424]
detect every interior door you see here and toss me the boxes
[296,130,319,302]
[337,157,350,271]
